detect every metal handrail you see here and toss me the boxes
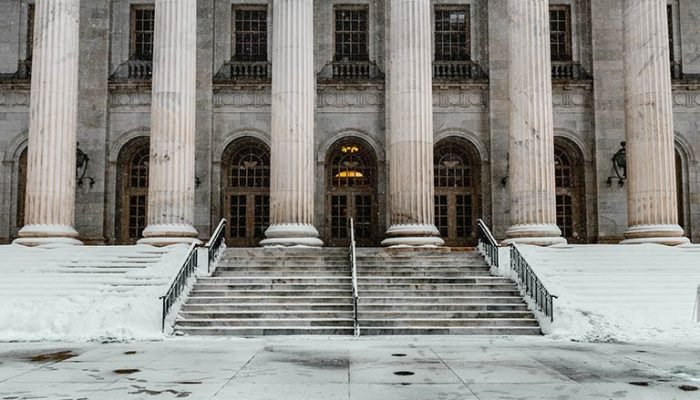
[160,242,199,332]
[349,218,360,336]
[510,244,557,322]
[206,219,227,274]
[477,219,499,268]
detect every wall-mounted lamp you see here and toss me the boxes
[76,143,95,189]
[195,176,202,188]
[606,141,626,188]
[501,153,509,187]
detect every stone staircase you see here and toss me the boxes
[356,248,542,335]
[174,247,541,336]
[174,247,355,335]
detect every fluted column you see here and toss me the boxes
[382,0,444,247]
[261,0,322,247]
[621,0,689,245]
[139,0,199,246]
[15,0,82,246]
[504,0,566,246]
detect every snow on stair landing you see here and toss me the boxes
[517,244,700,342]
[0,244,189,341]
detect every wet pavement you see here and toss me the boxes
[1,336,699,399]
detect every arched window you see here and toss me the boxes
[326,138,377,246]
[117,137,150,244]
[433,137,481,246]
[16,148,28,234]
[554,139,586,242]
[222,138,271,246]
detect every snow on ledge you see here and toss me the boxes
[0,244,190,342]
[515,243,700,342]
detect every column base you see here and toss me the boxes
[503,224,567,246]
[14,224,83,247]
[381,224,445,247]
[138,224,201,247]
[260,224,323,247]
[621,225,690,246]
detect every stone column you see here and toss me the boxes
[621,0,689,245]
[139,0,199,246]
[15,0,82,246]
[504,0,566,246]
[382,0,444,247]
[261,0,323,247]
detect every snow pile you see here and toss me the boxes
[515,244,700,342]
[0,244,189,341]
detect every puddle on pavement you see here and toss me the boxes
[394,371,415,376]
[392,353,407,357]
[27,351,77,363]
[114,369,141,375]
[175,381,203,385]
[679,385,698,391]
[628,382,650,387]
[124,351,137,355]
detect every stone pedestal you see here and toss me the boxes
[382,0,444,247]
[15,0,83,247]
[621,0,689,245]
[504,0,566,246]
[139,0,199,246]
[261,0,322,247]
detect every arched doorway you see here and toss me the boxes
[116,137,150,244]
[325,138,378,247]
[16,148,28,235]
[554,139,587,243]
[433,137,481,247]
[222,138,270,247]
[676,148,685,232]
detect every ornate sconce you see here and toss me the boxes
[76,143,95,189]
[195,176,202,188]
[606,141,627,188]
[501,153,509,187]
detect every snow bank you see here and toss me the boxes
[515,244,700,342]
[0,244,189,341]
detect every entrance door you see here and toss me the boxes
[222,139,270,247]
[434,138,481,246]
[326,138,377,247]
[554,140,587,242]
[117,137,149,244]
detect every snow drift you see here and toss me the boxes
[0,244,189,341]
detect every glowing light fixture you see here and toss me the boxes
[341,145,360,154]
[336,171,364,178]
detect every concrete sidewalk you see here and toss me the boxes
[0,336,699,399]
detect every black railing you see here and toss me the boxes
[477,219,499,268]
[160,242,198,332]
[214,61,271,82]
[433,61,483,80]
[349,218,360,336]
[206,219,227,274]
[510,244,557,322]
[551,61,585,80]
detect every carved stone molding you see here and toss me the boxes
[0,90,30,107]
[433,89,488,110]
[214,89,271,109]
[109,90,151,108]
[552,87,592,109]
[317,87,384,110]
[672,91,700,109]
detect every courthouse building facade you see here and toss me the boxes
[0,0,698,247]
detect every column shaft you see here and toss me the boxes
[504,0,565,245]
[261,0,322,247]
[139,0,199,246]
[621,0,689,245]
[15,0,82,246]
[382,0,444,247]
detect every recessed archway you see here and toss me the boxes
[324,137,379,247]
[116,137,150,244]
[554,138,587,243]
[221,138,271,247]
[433,137,482,247]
